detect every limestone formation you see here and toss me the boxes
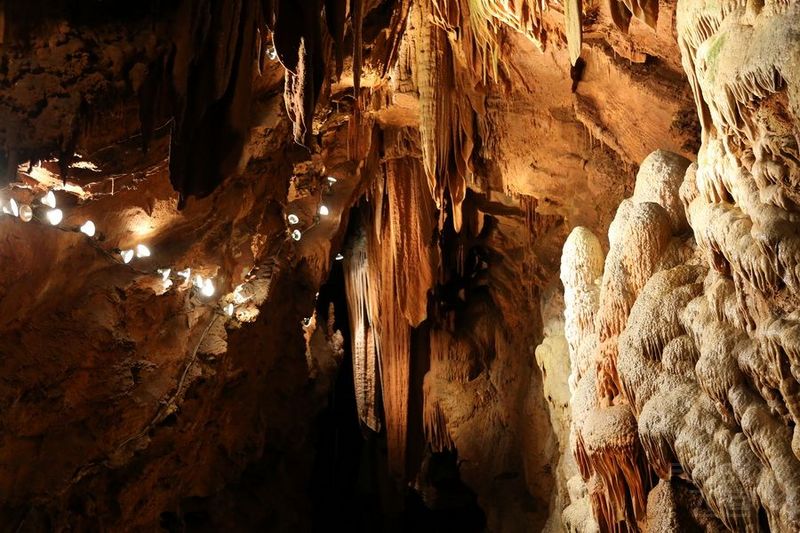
[4,0,800,531]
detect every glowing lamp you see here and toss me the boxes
[335,253,344,261]
[225,303,235,317]
[201,278,215,297]
[135,244,150,258]
[287,214,299,225]
[79,221,96,237]
[19,204,32,222]
[121,249,134,263]
[42,191,56,208]
[327,176,337,184]
[233,284,252,304]
[46,208,63,225]
[319,205,329,216]
[291,229,302,241]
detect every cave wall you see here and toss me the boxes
[563,1,800,532]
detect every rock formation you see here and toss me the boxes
[1,0,798,531]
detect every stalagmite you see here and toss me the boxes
[632,150,692,234]
[595,201,672,400]
[561,226,604,392]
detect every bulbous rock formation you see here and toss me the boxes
[561,2,800,531]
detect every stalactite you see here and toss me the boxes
[324,0,347,77]
[343,127,439,477]
[582,404,651,530]
[565,0,583,66]
[371,131,438,476]
[272,0,324,147]
[167,0,260,205]
[350,0,364,154]
[414,0,554,232]
[383,128,439,326]
[609,0,659,32]
[343,225,382,432]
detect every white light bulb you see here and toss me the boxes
[79,220,96,237]
[287,213,299,225]
[319,205,329,216]
[201,278,215,297]
[225,303,234,317]
[194,274,204,288]
[121,249,134,263]
[335,253,344,261]
[327,176,337,184]
[177,268,191,280]
[10,199,19,217]
[135,244,150,258]
[19,204,32,222]
[233,284,252,304]
[291,229,302,241]
[46,208,63,225]
[42,191,56,208]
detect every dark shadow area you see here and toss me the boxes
[309,248,486,533]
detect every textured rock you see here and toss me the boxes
[4,0,776,531]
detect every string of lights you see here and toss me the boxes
[0,172,343,321]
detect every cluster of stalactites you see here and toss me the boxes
[274,0,409,148]
[582,404,652,532]
[425,0,549,80]
[565,0,659,67]
[343,128,439,477]
[412,0,474,232]
[609,0,659,32]
[411,0,552,232]
[677,0,800,138]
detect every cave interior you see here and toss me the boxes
[1,0,800,532]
